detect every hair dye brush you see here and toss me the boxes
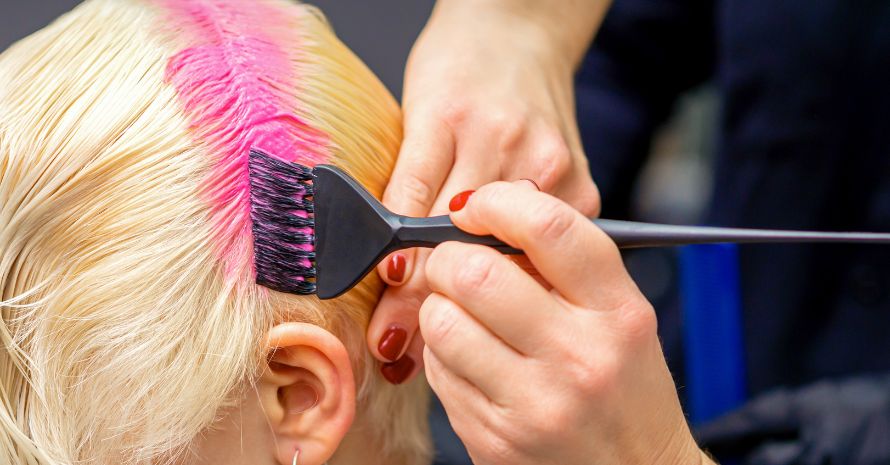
[248,149,890,299]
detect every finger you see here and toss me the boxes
[371,134,498,372]
[425,241,565,355]
[425,347,517,465]
[376,115,454,286]
[380,325,426,385]
[499,181,557,289]
[498,120,601,217]
[451,181,636,309]
[367,269,427,363]
[550,166,602,218]
[401,323,427,375]
[419,292,525,399]
[427,129,501,215]
[498,120,571,194]
[509,255,551,290]
[378,251,412,287]
[384,114,455,216]
[424,347,494,433]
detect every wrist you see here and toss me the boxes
[650,420,704,465]
[674,439,708,465]
[430,0,609,69]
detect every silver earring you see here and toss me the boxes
[292,449,329,465]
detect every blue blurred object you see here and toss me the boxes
[679,244,747,425]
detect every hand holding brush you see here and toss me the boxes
[249,148,890,388]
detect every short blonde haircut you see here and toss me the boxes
[0,1,430,464]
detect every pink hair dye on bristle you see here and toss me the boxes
[159,0,330,280]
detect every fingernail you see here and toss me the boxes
[449,190,475,212]
[387,253,407,283]
[378,326,408,362]
[519,178,541,191]
[381,356,415,385]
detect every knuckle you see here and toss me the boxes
[396,172,437,212]
[419,296,459,345]
[388,265,434,310]
[528,203,577,242]
[491,401,562,455]
[426,242,463,287]
[474,180,511,207]
[537,402,578,440]
[489,410,534,456]
[407,286,433,314]
[440,102,471,128]
[466,181,511,222]
[532,134,572,189]
[490,113,528,154]
[478,431,521,463]
[454,251,499,294]
[618,302,659,345]
[565,347,619,396]
[568,364,602,396]
[476,180,514,201]
[575,182,602,217]
[427,241,456,270]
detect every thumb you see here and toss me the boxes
[376,115,454,285]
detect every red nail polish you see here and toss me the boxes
[449,190,475,212]
[378,326,408,362]
[387,253,406,283]
[519,178,541,191]
[381,356,415,385]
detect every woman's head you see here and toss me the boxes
[0,1,429,464]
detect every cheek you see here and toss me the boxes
[186,388,276,464]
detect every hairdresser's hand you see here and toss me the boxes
[420,181,712,465]
[368,0,607,383]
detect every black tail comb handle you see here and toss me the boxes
[248,149,890,300]
[310,164,890,299]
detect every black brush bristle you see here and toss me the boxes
[248,149,317,295]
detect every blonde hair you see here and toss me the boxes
[0,1,429,464]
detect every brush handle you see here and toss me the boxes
[394,216,890,252]
[309,164,890,300]
[397,216,521,253]
[592,219,890,247]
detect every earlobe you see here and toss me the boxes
[260,323,356,465]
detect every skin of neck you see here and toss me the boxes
[179,383,410,465]
[328,414,403,465]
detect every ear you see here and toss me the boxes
[259,323,356,465]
